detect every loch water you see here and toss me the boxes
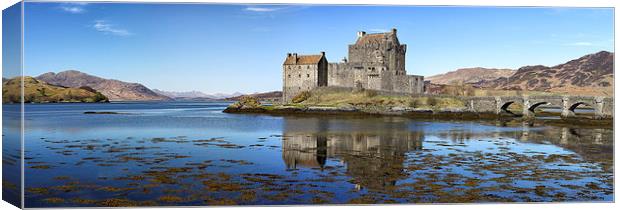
[5,102,613,207]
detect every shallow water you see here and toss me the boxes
[12,102,613,207]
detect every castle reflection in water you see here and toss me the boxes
[281,116,424,190]
[279,116,612,191]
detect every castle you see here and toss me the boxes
[282,28,424,103]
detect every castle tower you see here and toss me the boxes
[348,28,407,75]
[282,52,328,103]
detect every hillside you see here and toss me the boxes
[152,89,244,100]
[226,91,282,102]
[2,77,108,103]
[36,70,170,101]
[475,51,614,95]
[152,89,212,99]
[427,67,515,85]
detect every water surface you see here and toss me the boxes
[16,102,613,207]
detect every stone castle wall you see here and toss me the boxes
[282,58,327,103]
[282,29,424,103]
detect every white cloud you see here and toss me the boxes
[60,6,85,14]
[565,42,594,46]
[92,20,132,36]
[58,3,88,14]
[245,6,281,12]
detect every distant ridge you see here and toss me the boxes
[475,51,613,95]
[426,67,515,85]
[152,89,212,99]
[36,70,170,101]
[153,89,244,100]
[226,91,282,101]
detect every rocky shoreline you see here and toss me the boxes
[223,105,613,128]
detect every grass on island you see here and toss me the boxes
[284,87,466,110]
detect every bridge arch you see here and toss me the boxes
[528,101,550,112]
[569,102,591,112]
[500,101,522,116]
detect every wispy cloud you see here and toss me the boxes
[92,20,132,36]
[564,42,594,46]
[60,6,84,13]
[58,3,88,14]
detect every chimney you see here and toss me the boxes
[391,28,397,34]
[293,53,298,64]
[320,51,325,57]
[287,53,291,57]
[357,31,366,38]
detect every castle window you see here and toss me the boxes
[307,66,310,69]
[298,74,301,78]
[288,74,291,78]
[307,74,310,78]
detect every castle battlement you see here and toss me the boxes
[282,28,424,103]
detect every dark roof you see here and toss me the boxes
[283,54,324,65]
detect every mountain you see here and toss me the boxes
[426,67,515,85]
[152,89,212,99]
[2,76,108,103]
[476,51,614,95]
[36,70,170,101]
[151,89,246,100]
[226,91,282,102]
[208,92,245,99]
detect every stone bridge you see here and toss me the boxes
[463,95,613,119]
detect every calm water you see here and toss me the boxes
[12,102,613,207]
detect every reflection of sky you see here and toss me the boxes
[20,102,614,205]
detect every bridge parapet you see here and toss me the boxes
[463,95,612,119]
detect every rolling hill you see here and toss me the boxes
[36,70,170,101]
[2,76,108,103]
[475,51,613,95]
[426,67,515,85]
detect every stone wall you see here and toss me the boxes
[282,58,327,103]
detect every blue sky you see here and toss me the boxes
[21,2,614,94]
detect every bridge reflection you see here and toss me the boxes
[280,116,613,191]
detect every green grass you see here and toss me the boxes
[2,76,109,103]
[283,87,466,110]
